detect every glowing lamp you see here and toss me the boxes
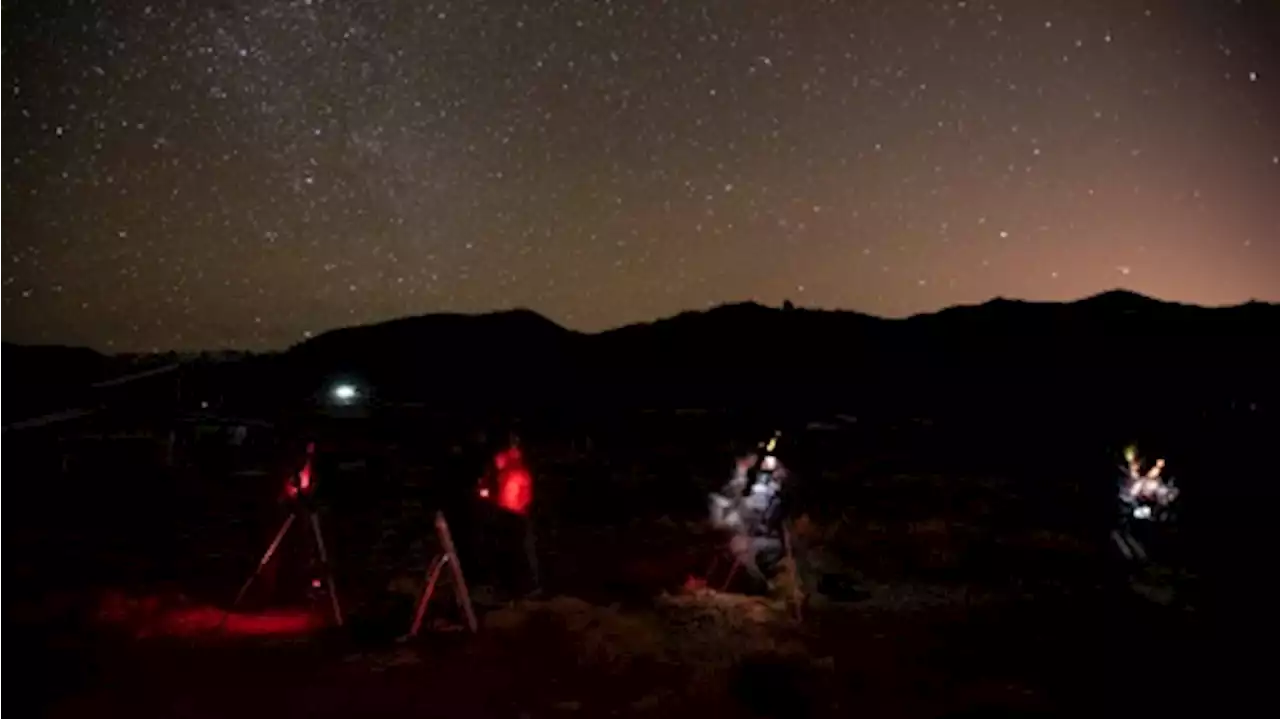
[284,442,316,500]
[330,383,360,405]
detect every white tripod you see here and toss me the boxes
[404,511,479,637]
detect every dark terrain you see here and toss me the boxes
[5,292,1277,717]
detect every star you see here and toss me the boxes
[1,0,1276,351]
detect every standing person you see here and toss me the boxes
[475,430,542,600]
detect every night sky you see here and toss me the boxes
[5,1,1279,352]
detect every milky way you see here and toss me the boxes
[5,0,1279,352]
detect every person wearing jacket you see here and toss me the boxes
[711,432,793,589]
[473,431,541,599]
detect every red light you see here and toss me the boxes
[497,468,532,515]
[298,443,315,492]
[96,591,326,638]
[494,446,522,471]
[165,607,323,637]
[484,446,533,514]
[284,443,316,499]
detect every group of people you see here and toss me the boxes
[273,427,1180,620]
[447,426,806,601]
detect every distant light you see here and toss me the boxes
[1133,505,1152,520]
[330,383,360,404]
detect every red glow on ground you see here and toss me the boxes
[96,591,326,639]
[163,607,324,637]
[683,575,711,592]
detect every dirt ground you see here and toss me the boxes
[18,573,1203,719]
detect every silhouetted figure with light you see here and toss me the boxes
[1112,443,1179,562]
[474,432,541,599]
[709,432,795,591]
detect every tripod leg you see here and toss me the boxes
[721,559,742,591]
[1128,534,1148,562]
[233,513,297,609]
[437,511,479,632]
[783,524,804,622]
[446,551,479,633]
[408,554,449,638]
[1111,530,1132,560]
[308,511,344,627]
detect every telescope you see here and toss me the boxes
[229,440,343,627]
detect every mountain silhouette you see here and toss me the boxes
[2,343,111,419]
[272,291,1278,419]
[5,292,1277,425]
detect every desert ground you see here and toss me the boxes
[6,408,1238,718]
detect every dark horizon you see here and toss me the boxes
[5,286,1275,357]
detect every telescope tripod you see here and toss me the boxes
[404,511,479,638]
[706,523,804,621]
[231,499,344,627]
[1111,528,1149,562]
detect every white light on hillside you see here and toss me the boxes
[330,383,360,405]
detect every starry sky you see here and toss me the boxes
[5,0,1279,352]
